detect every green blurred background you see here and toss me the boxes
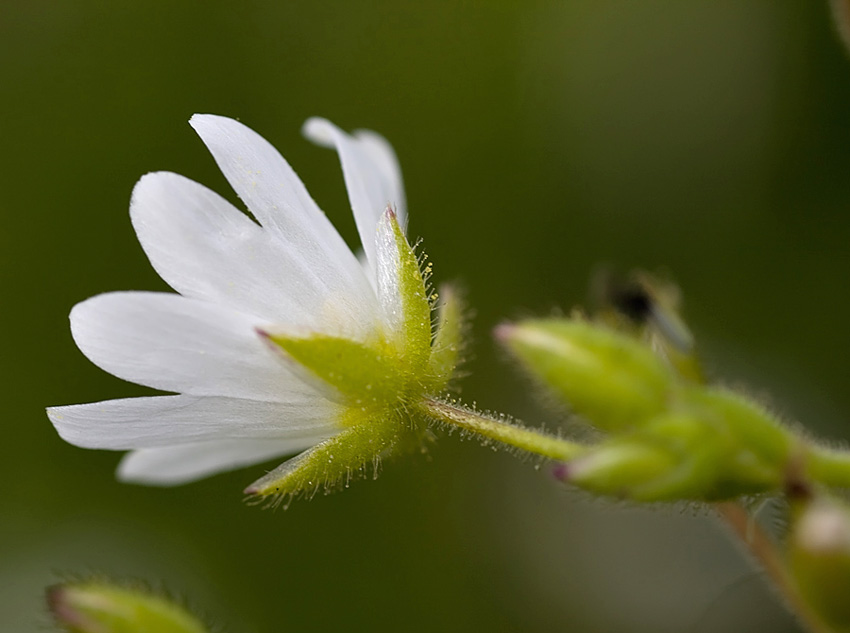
[3,2,850,632]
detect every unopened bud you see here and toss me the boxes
[558,406,788,502]
[47,580,208,633]
[496,319,674,431]
[559,440,676,499]
[679,386,791,487]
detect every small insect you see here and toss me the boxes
[592,268,694,354]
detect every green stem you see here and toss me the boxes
[714,502,831,633]
[672,347,829,629]
[805,443,850,489]
[417,397,585,461]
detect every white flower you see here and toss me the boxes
[47,115,461,499]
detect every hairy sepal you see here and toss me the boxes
[376,209,431,374]
[426,284,465,392]
[564,391,791,502]
[499,318,674,432]
[678,386,793,476]
[245,408,408,504]
[47,581,208,633]
[265,330,405,405]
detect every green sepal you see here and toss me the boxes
[564,441,677,498]
[498,318,674,431]
[263,211,443,409]
[47,581,207,633]
[265,331,405,405]
[248,212,472,504]
[245,408,411,502]
[629,413,734,501]
[563,401,789,502]
[564,413,727,501]
[677,386,792,485]
[631,411,779,501]
[379,209,432,372]
[426,283,464,392]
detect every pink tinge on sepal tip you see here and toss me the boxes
[492,322,516,344]
[254,327,281,353]
[254,327,296,364]
[552,462,571,482]
[45,585,66,617]
[45,585,87,629]
[254,327,303,371]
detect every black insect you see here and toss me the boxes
[593,269,693,353]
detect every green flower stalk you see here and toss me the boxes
[47,581,208,633]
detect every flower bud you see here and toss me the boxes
[679,387,791,472]
[558,440,676,499]
[47,581,208,633]
[496,318,674,431]
[788,494,850,631]
[559,404,788,502]
[558,412,723,501]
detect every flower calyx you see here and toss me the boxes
[247,210,464,503]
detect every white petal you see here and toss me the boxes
[47,395,341,449]
[70,291,316,402]
[303,118,407,275]
[117,438,318,486]
[352,129,407,226]
[131,172,375,338]
[187,114,377,328]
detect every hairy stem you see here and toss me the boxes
[714,502,829,633]
[417,397,585,460]
[419,389,834,628]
